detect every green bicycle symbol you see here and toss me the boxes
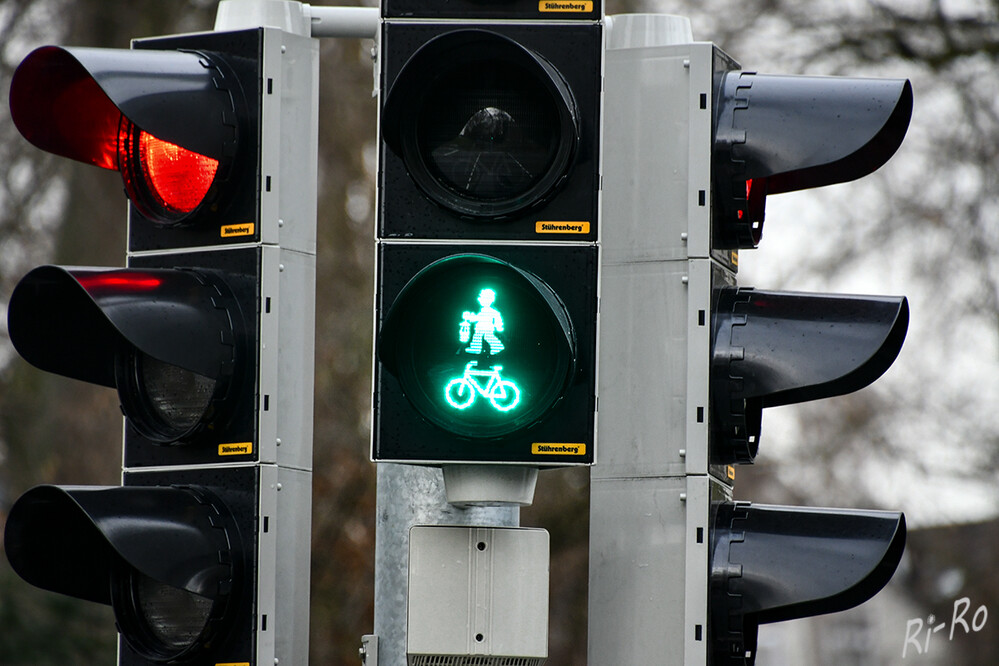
[444,361,521,412]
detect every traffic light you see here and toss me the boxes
[10,40,259,248]
[711,72,912,249]
[4,22,318,666]
[590,16,913,664]
[8,264,255,454]
[710,288,909,465]
[704,63,912,664]
[372,3,601,465]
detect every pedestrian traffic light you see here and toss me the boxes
[379,253,579,440]
[372,5,601,466]
[4,20,318,666]
[589,18,913,664]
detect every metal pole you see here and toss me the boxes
[215,1,379,39]
[374,464,519,666]
[309,6,379,39]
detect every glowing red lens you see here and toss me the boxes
[117,118,219,224]
[737,180,754,220]
[137,130,218,214]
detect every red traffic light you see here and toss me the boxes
[10,45,243,225]
[713,72,913,248]
[118,117,220,220]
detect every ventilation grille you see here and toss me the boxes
[410,656,545,666]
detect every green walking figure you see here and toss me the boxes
[461,288,505,355]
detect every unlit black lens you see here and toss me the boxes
[138,354,215,432]
[418,60,560,202]
[134,571,213,650]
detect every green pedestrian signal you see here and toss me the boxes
[461,288,505,355]
[379,253,574,440]
[445,287,523,414]
[375,247,596,465]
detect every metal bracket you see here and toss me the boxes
[360,634,379,665]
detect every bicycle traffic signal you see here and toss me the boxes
[4,22,318,666]
[372,4,601,465]
[590,18,913,664]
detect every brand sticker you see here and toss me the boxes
[539,0,593,11]
[535,221,591,235]
[219,442,253,456]
[532,443,587,456]
[221,223,255,238]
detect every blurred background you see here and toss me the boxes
[0,0,996,663]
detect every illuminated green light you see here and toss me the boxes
[446,288,522,413]
[461,288,505,354]
[444,362,521,412]
[378,253,578,439]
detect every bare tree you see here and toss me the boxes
[649,0,999,523]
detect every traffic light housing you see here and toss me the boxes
[4,22,317,666]
[10,36,260,248]
[590,18,913,664]
[5,474,255,664]
[8,264,254,450]
[710,503,906,663]
[706,51,912,665]
[711,71,913,249]
[372,6,601,466]
[710,287,909,464]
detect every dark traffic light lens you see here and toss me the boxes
[117,351,218,444]
[418,61,562,202]
[112,562,221,663]
[384,30,579,218]
[140,354,217,431]
[135,571,213,650]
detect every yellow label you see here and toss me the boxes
[535,221,590,235]
[216,663,251,666]
[727,465,736,481]
[730,250,739,266]
[219,442,253,456]
[539,0,593,11]
[532,443,587,456]
[221,223,255,238]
